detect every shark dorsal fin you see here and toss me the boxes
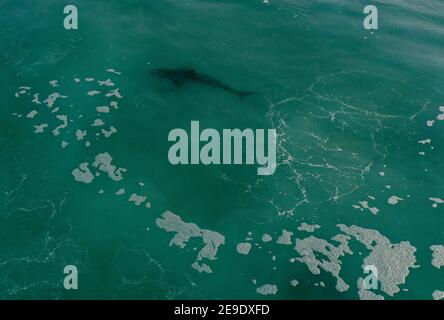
[184,68,196,76]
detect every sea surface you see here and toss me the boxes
[1,0,444,299]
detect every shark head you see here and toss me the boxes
[150,68,172,79]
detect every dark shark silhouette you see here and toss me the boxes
[151,67,255,98]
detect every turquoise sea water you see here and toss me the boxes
[1,0,444,299]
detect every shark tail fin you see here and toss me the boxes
[237,91,257,99]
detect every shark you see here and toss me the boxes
[150,67,256,98]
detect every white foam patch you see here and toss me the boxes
[34,123,48,133]
[155,211,225,274]
[98,79,115,87]
[43,92,67,108]
[32,94,41,104]
[106,68,121,75]
[261,234,273,243]
[437,106,444,120]
[72,163,94,184]
[295,234,352,292]
[418,139,431,145]
[353,201,379,215]
[256,284,278,295]
[96,106,110,113]
[338,224,417,297]
[433,290,444,300]
[101,126,117,138]
[15,86,31,97]
[92,152,126,181]
[91,119,105,127]
[236,242,252,255]
[290,280,299,287]
[128,193,146,206]
[429,197,444,208]
[87,90,101,96]
[297,223,321,233]
[357,277,384,300]
[52,115,68,136]
[431,245,444,269]
[387,195,404,205]
[105,88,123,99]
[276,229,293,245]
[75,129,87,141]
[26,110,38,119]
[110,101,119,109]
[191,262,213,274]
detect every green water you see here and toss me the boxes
[1,0,444,299]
